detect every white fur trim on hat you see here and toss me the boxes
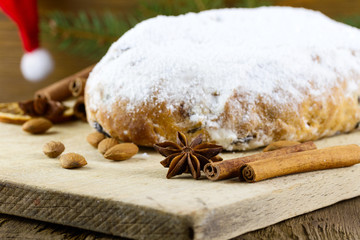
[20,48,54,82]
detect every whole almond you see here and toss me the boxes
[86,132,106,148]
[98,138,118,155]
[22,118,52,134]
[104,143,139,161]
[59,153,87,169]
[43,141,65,158]
[263,140,301,152]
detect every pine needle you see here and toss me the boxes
[41,11,132,60]
[41,0,359,60]
[338,15,360,29]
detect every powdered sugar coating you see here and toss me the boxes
[86,7,360,149]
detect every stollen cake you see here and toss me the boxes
[85,7,360,151]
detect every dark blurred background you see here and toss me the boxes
[1,0,360,102]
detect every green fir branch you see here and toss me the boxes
[338,15,360,29]
[235,0,273,8]
[136,0,272,18]
[40,0,276,60]
[41,11,133,60]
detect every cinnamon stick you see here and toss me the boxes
[45,100,66,122]
[73,96,87,122]
[204,141,317,181]
[35,65,94,101]
[33,96,48,115]
[240,144,360,182]
[69,77,87,97]
[18,98,73,123]
[18,99,38,116]
[263,140,300,152]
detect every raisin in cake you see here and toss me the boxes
[85,7,360,150]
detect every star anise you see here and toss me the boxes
[154,132,223,179]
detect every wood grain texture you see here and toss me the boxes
[1,197,359,240]
[237,196,360,240]
[0,181,193,240]
[0,213,123,240]
[0,122,359,239]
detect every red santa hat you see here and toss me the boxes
[0,0,54,82]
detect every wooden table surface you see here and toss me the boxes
[0,1,360,239]
[1,122,359,240]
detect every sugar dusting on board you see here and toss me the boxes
[86,7,360,150]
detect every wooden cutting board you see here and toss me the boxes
[0,121,359,240]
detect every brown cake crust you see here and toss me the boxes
[85,79,360,150]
